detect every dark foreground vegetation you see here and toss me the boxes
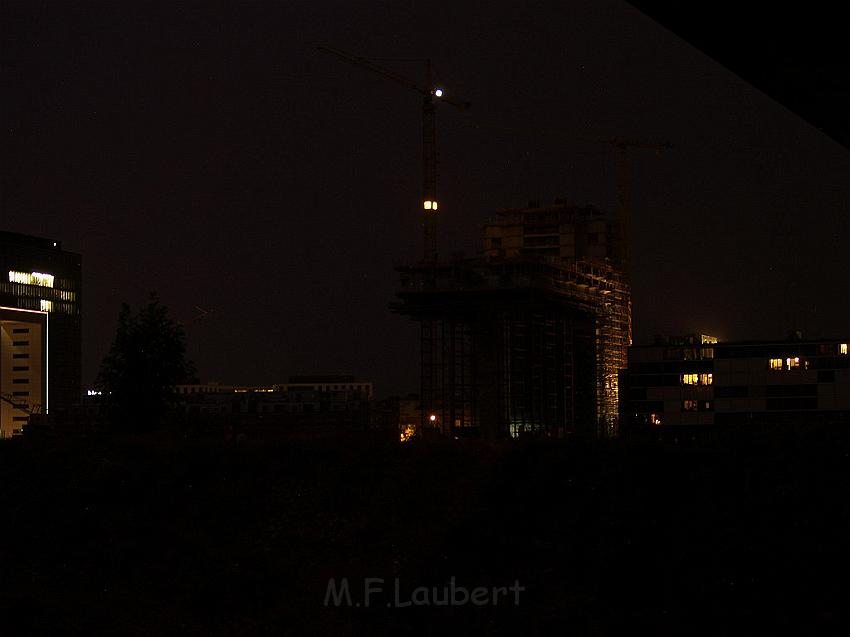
[2,425,849,636]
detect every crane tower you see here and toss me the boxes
[319,46,469,262]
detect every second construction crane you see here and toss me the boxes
[581,136,671,275]
[319,46,469,262]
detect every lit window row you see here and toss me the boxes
[769,357,804,371]
[8,270,54,287]
[0,283,77,301]
[683,400,713,412]
[681,372,713,386]
[11,297,78,314]
[423,200,439,211]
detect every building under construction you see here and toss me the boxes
[393,200,631,438]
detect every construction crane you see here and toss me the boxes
[318,46,470,262]
[580,136,672,276]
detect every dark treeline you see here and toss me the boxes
[1,426,848,635]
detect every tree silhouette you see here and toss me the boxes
[97,294,195,429]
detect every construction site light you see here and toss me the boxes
[434,88,443,97]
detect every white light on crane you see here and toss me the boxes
[434,88,443,97]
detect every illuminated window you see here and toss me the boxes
[683,400,698,412]
[650,413,663,426]
[682,372,713,385]
[841,344,848,355]
[423,200,438,211]
[786,357,800,370]
[769,358,783,370]
[40,299,53,312]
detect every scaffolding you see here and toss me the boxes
[394,255,631,438]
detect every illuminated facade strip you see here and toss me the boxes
[0,305,49,315]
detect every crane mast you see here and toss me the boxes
[318,46,468,262]
[580,136,671,276]
[421,60,438,261]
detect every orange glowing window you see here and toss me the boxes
[682,373,698,385]
[769,358,783,370]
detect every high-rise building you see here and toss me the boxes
[393,200,631,438]
[0,232,81,435]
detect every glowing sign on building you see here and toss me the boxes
[8,271,55,288]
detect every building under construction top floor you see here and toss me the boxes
[393,200,631,438]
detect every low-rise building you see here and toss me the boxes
[620,334,850,431]
[175,375,373,426]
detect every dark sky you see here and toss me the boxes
[2,0,848,397]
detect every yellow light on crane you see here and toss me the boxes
[429,414,437,422]
[423,200,438,211]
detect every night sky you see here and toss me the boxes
[2,0,848,397]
